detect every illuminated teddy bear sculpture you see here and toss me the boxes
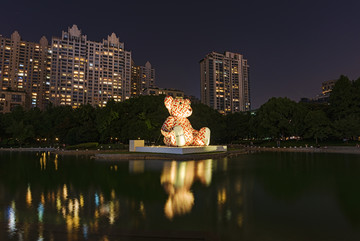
[161,96,210,147]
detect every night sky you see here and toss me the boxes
[1,0,360,108]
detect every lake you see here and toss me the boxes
[1,151,360,240]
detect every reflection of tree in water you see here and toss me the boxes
[160,160,212,219]
[254,152,360,227]
[333,161,360,228]
[254,152,328,201]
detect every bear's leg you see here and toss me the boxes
[192,127,211,146]
[164,136,172,146]
[164,132,177,146]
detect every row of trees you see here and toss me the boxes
[241,75,360,143]
[0,75,359,147]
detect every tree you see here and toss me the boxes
[329,75,360,139]
[333,115,360,140]
[255,97,304,139]
[96,100,120,143]
[225,112,251,142]
[304,110,333,144]
[329,75,354,120]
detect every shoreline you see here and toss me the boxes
[1,146,360,160]
[244,146,360,154]
[0,147,246,160]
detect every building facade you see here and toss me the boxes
[0,31,50,111]
[300,79,338,104]
[0,90,27,113]
[142,87,184,98]
[140,61,155,90]
[131,60,141,96]
[49,25,132,107]
[322,79,337,96]
[200,51,250,114]
[131,60,155,96]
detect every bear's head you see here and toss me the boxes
[164,96,192,118]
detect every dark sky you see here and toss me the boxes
[1,0,360,108]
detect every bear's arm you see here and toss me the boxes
[161,116,175,137]
[183,119,198,135]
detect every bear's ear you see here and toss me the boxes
[164,96,174,111]
[185,98,191,105]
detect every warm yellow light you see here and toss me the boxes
[26,186,32,207]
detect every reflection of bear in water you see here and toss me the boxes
[160,160,212,220]
[161,96,210,147]
[163,185,194,220]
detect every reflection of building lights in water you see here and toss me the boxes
[109,201,115,224]
[94,210,99,219]
[54,154,58,171]
[74,199,80,215]
[63,184,68,200]
[7,201,16,235]
[80,194,84,208]
[110,165,118,171]
[38,222,45,241]
[139,201,146,217]
[38,203,44,222]
[95,193,100,207]
[223,158,228,171]
[217,188,227,205]
[66,198,80,232]
[41,193,45,204]
[26,185,32,207]
[73,215,80,230]
[66,214,73,232]
[83,224,88,239]
[56,196,62,212]
[68,199,74,214]
[100,193,104,204]
[72,199,81,227]
[129,160,144,173]
[40,152,47,170]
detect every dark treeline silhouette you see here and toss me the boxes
[0,75,359,147]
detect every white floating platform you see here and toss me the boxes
[135,145,227,155]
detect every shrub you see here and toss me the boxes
[66,142,99,150]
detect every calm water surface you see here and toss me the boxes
[1,151,360,240]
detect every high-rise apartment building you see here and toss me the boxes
[140,61,155,90]
[131,60,141,96]
[0,31,50,111]
[49,25,132,107]
[131,60,155,96]
[200,51,250,114]
[322,79,337,96]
